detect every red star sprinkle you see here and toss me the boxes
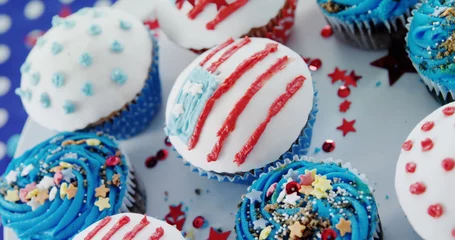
[320,25,333,38]
[402,140,413,151]
[349,70,362,81]
[343,75,357,87]
[405,162,416,173]
[208,227,231,240]
[165,204,186,230]
[442,158,455,171]
[443,106,455,116]
[428,204,444,218]
[336,119,356,136]
[328,67,347,84]
[409,182,426,195]
[421,121,434,132]
[144,19,160,30]
[339,100,351,113]
[421,138,434,152]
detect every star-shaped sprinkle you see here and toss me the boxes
[88,24,102,35]
[208,227,231,240]
[305,169,316,178]
[61,168,75,183]
[339,100,351,113]
[52,72,65,88]
[348,70,362,82]
[37,176,55,190]
[188,83,204,96]
[336,218,352,236]
[299,185,313,195]
[49,187,57,201]
[86,139,101,146]
[112,174,121,186]
[283,192,301,206]
[172,104,184,118]
[20,183,36,202]
[5,189,20,202]
[253,218,268,230]
[79,52,93,67]
[311,188,328,199]
[35,189,49,204]
[53,170,63,185]
[245,189,262,203]
[95,197,111,211]
[288,221,306,238]
[111,68,128,85]
[299,172,314,186]
[26,189,39,199]
[21,164,34,177]
[95,184,110,198]
[312,175,333,192]
[5,170,18,184]
[283,168,299,181]
[266,182,277,197]
[328,67,347,84]
[63,100,76,114]
[60,182,68,199]
[336,119,356,136]
[27,197,41,211]
[81,81,94,96]
[66,184,78,199]
[259,226,272,240]
[40,93,51,108]
[51,42,64,55]
[30,72,40,85]
[110,40,124,53]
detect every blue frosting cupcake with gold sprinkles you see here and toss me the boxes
[0,132,145,239]
[15,7,161,140]
[235,156,382,240]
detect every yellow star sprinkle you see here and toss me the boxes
[95,197,111,211]
[299,185,313,195]
[35,189,49,204]
[259,226,272,240]
[185,230,195,240]
[95,184,110,198]
[59,162,73,169]
[5,189,20,203]
[49,166,62,173]
[310,188,328,199]
[60,182,68,199]
[26,189,39,200]
[336,218,352,236]
[305,169,317,179]
[66,184,78,200]
[288,221,306,238]
[312,175,333,192]
[86,139,101,146]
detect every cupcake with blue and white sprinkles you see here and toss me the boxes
[15,7,161,140]
[235,156,382,240]
[0,132,146,239]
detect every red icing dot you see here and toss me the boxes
[337,86,351,98]
[321,25,333,38]
[164,137,172,147]
[322,140,336,153]
[193,216,206,229]
[406,162,417,173]
[428,204,444,218]
[421,138,434,152]
[156,149,168,161]
[285,181,300,194]
[442,158,455,171]
[308,59,322,72]
[402,140,413,151]
[421,121,435,132]
[145,156,158,168]
[105,156,121,167]
[409,182,426,195]
[322,228,337,240]
[443,106,455,116]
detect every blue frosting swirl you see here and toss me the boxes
[0,132,129,239]
[317,0,418,24]
[407,0,455,92]
[235,159,380,240]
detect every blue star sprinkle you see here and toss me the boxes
[63,100,75,114]
[52,16,63,27]
[63,20,76,29]
[88,24,102,36]
[283,168,300,181]
[61,168,76,182]
[79,53,93,67]
[119,20,131,30]
[40,93,50,108]
[110,40,124,53]
[15,89,32,101]
[81,81,94,96]
[245,189,263,203]
[30,72,40,86]
[51,42,64,55]
[111,68,128,85]
[20,62,31,74]
[36,37,46,47]
[52,72,65,88]
[76,8,89,15]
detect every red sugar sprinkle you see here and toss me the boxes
[321,228,337,240]
[164,137,172,147]
[337,86,351,98]
[145,156,158,168]
[428,204,444,218]
[285,181,300,194]
[402,140,413,151]
[405,162,417,173]
[442,158,455,171]
[421,121,435,132]
[105,156,121,167]
[308,59,322,71]
[321,25,333,38]
[156,149,168,161]
[443,106,455,116]
[409,182,426,195]
[193,216,206,229]
[421,138,434,152]
[322,140,336,153]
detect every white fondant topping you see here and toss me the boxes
[166,38,314,174]
[156,0,286,50]
[73,213,185,240]
[19,7,153,132]
[395,102,455,240]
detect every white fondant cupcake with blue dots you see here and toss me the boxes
[15,7,161,140]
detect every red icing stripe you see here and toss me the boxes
[149,227,165,240]
[207,37,251,73]
[84,216,112,240]
[207,56,290,162]
[187,43,279,150]
[102,216,131,240]
[234,75,307,165]
[207,0,248,30]
[188,0,212,19]
[200,38,235,67]
[123,215,150,240]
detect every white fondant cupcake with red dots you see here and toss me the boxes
[395,102,455,240]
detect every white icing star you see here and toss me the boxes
[245,189,262,203]
[21,164,34,177]
[253,218,269,230]
[5,170,18,184]
[61,168,75,183]
[61,152,78,160]
[283,169,299,181]
[37,176,55,190]
[172,104,184,118]
[27,197,41,211]
[283,192,301,206]
[49,187,57,201]
[188,83,204,96]
[277,189,286,203]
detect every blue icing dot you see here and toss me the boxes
[76,7,90,15]
[119,20,131,30]
[51,42,64,55]
[81,81,94,96]
[36,37,46,47]
[6,134,20,158]
[52,72,65,88]
[63,100,75,114]
[63,20,76,29]
[110,40,124,53]
[79,53,93,67]
[111,69,128,85]
[20,62,31,74]
[52,16,63,27]
[30,72,40,86]
[40,93,51,108]
[88,24,102,36]
[15,88,32,101]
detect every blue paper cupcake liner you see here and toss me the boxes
[84,33,162,140]
[176,82,319,184]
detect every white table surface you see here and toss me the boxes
[6,0,437,239]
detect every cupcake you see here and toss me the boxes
[236,156,382,240]
[165,37,318,183]
[317,0,419,50]
[15,7,161,140]
[156,0,297,52]
[407,0,455,104]
[0,132,146,239]
[395,102,455,239]
[73,213,185,239]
